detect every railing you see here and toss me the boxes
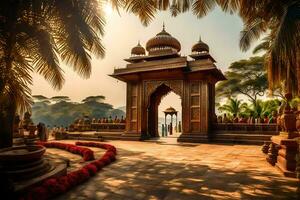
[91,123,125,132]
[212,123,280,133]
[70,123,126,132]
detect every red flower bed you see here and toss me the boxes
[21,142,117,200]
[37,141,95,161]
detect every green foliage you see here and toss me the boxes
[82,95,105,103]
[31,98,125,127]
[248,99,280,118]
[50,96,71,103]
[218,98,280,119]
[32,95,48,102]
[290,97,300,109]
[218,98,247,117]
[216,56,267,103]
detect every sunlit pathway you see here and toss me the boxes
[52,140,299,200]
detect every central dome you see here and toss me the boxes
[146,25,181,56]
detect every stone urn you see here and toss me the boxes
[281,93,299,139]
[283,111,297,132]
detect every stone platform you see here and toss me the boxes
[52,140,299,200]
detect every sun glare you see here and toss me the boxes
[104,3,113,16]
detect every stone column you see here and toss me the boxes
[272,135,298,177]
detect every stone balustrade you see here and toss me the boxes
[70,123,126,132]
[91,123,126,132]
[213,123,280,133]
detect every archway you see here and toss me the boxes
[159,93,182,138]
[147,84,182,138]
[111,27,226,142]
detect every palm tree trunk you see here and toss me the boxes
[0,95,16,148]
[0,9,18,148]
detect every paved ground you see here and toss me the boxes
[49,139,299,200]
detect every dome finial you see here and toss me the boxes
[163,22,165,31]
[199,35,202,42]
[138,40,141,45]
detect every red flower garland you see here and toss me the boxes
[21,142,117,200]
[37,141,95,161]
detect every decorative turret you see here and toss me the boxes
[146,24,181,56]
[190,36,215,62]
[131,41,146,57]
[191,36,209,54]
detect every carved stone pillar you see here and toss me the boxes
[271,135,298,177]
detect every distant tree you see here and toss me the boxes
[32,95,48,101]
[216,56,267,107]
[50,96,71,103]
[82,95,105,103]
[32,95,51,105]
[31,95,124,127]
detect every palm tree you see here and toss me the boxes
[125,0,300,93]
[218,98,247,117]
[0,0,123,148]
[247,99,280,119]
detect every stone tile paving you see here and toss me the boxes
[48,140,299,200]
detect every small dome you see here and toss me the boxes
[163,106,177,114]
[192,37,209,54]
[131,42,146,56]
[146,25,181,56]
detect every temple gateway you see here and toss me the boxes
[111,25,225,142]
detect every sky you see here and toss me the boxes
[31,5,259,113]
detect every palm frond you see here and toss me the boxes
[192,0,217,18]
[217,0,240,13]
[157,0,170,10]
[125,0,157,26]
[252,40,270,54]
[240,18,266,52]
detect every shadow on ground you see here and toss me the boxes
[54,143,300,200]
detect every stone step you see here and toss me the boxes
[213,131,278,136]
[68,132,124,141]
[214,133,272,141]
[212,138,267,145]
[94,132,123,137]
[212,133,272,145]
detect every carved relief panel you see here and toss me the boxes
[126,83,138,132]
[189,81,201,133]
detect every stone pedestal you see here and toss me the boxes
[271,135,299,178]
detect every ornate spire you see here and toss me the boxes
[163,22,165,31]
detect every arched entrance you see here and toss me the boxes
[147,84,182,138]
[111,26,226,142]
